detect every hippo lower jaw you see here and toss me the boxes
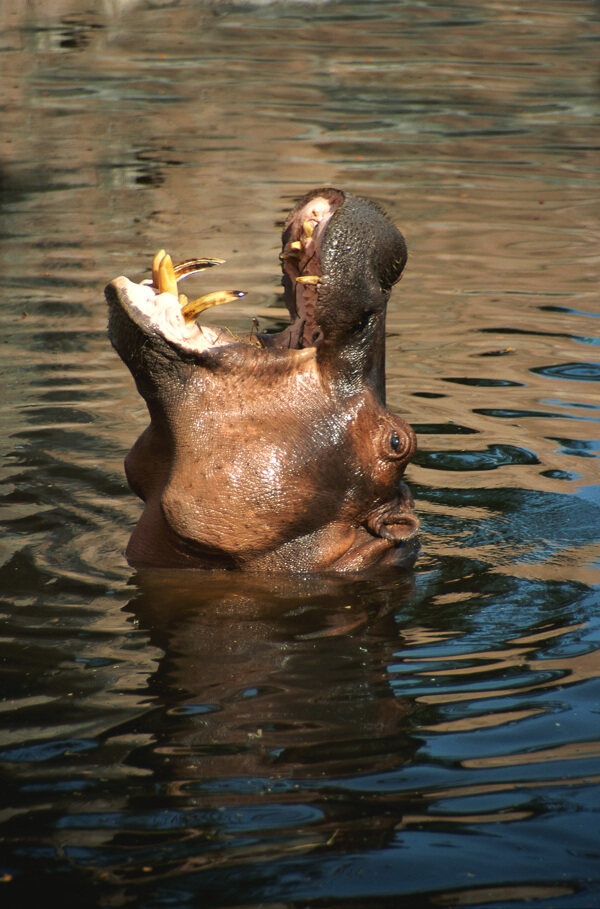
[107,188,419,574]
[108,275,246,356]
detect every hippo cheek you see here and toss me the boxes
[156,408,361,566]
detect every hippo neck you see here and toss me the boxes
[317,308,387,404]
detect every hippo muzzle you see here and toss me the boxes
[106,188,419,573]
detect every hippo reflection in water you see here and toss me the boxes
[106,188,419,573]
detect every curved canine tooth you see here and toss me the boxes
[174,257,226,280]
[296,275,320,285]
[152,249,167,288]
[181,290,246,323]
[303,220,315,238]
[158,253,178,296]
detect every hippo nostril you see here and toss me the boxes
[367,505,420,544]
[379,514,420,543]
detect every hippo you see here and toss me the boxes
[106,187,419,573]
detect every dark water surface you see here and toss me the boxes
[1,1,599,906]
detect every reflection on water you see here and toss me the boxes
[1,0,599,906]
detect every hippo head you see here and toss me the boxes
[106,188,419,573]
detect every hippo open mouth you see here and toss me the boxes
[108,189,348,359]
[106,188,419,574]
[108,252,250,357]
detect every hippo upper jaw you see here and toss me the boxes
[272,189,407,403]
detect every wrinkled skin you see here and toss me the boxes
[106,188,419,573]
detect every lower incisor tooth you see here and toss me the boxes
[158,254,178,296]
[152,249,167,287]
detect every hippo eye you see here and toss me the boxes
[356,312,374,333]
[390,431,401,452]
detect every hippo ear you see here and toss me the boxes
[378,228,407,293]
[366,498,420,544]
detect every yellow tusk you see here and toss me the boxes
[173,257,226,280]
[289,240,303,250]
[178,293,189,307]
[181,290,246,323]
[303,220,315,238]
[152,249,167,287]
[158,253,178,296]
[296,275,320,285]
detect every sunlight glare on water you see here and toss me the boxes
[0,0,599,906]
